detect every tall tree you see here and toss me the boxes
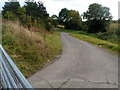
[24,2,38,19]
[65,10,82,30]
[58,8,69,25]
[83,3,112,33]
[2,1,20,17]
[17,7,26,17]
[24,2,48,20]
[4,11,16,20]
[51,14,58,27]
[58,8,82,30]
[24,1,50,30]
[51,14,58,20]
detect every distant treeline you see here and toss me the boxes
[2,1,119,34]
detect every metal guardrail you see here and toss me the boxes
[0,44,33,89]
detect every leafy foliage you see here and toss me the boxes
[24,2,48,19]
[58,8,82,30]
[83,3,112,33]
[17,7,31,27]
[51,14,58,27]
[65,10,82,30]
[2,2,20,17]
[58,8,68,25]
[4,11,16,20]
[2,1,51,31]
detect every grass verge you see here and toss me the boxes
[2,20,62,78]
[70,33,118,54]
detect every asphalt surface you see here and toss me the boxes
[28,32,118,88]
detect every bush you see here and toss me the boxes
[97,32,108,40]
[45,22,53,31]
[4,11,17,21]
[57,25,65,29]
[107,23,118,35]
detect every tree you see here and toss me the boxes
[83,3,112,33]
[17,7,26,16]
[17,7,32,28]
[24,1,48,20]
[65,10,82,30]
[51,14,58,20]
[2,1,20,17]
[58,8,69,25]
[24,2,38,19]
[51,14,58,27]
[58,8,82,30]
[45,19,53,31]
[24,1,50,30]
[4,11,16,20]
[37,2,49,19]
[17,7,26,21]
[2,1,51,31]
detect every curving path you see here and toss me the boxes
[28,32,118,88]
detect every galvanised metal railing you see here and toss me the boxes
[0,44,33,89]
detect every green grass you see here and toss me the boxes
[70,33,118,53]
[2,21,62,78]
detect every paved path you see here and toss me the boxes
[28,32,118,88]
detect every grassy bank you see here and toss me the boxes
[70,34,118,53]
[2,21,62,78]
[55,28,118,54]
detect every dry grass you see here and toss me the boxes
[2,20,62,77]
[4,21,44,46]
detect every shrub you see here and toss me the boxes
[97,32,108,40]
[4,11,17,21]
[57,25,65,29]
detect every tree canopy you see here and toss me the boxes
[83,3,112,33]
[2,1,52,31]
[2,1,113,32]
[24,2,49,20]
[58,8,82,30]
[2,2,20,17]
[58,8,68,25]
[66,10,82,30]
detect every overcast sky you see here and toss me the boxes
[0,0,119,20]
